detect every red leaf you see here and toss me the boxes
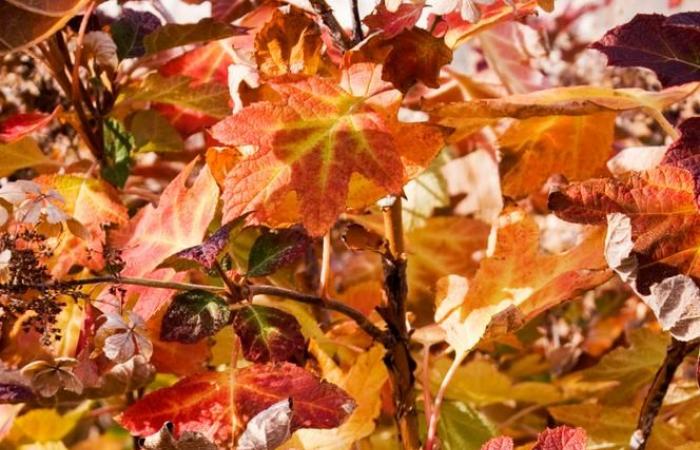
[592,12,700,87]
[533,426,587,450]
[118,364,355,443]
[364,2,425,39]
[233,305,306,364]
[0,106,60,143]
[481,436,514,450]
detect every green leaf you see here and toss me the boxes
[143,18,240,54]
[160,290,231,344]
[232,304,306,364]
[122,73,231,118]
[402,153,450,232]
[128,110,184,153]
[247,229,310,277]
[582,328,669,404]
[418,401,494,450]
[101,118,134,188]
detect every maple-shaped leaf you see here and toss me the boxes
[254,6,325,79]
[533,426,587,450]
[0,107,60,143]
[119,364,355,444]
[592,12,700,88]
[549,117,700,340]
[212,67,444,236]
[363,2,424,38]
[480,436,514,450]
[232,305,306,364]
[435,207,610,355]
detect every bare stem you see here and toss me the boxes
[632,338,699,450]
[425,351,467,450]
[247,284,389,346]
[643,106,680,141]
[350,0,364,44]
[319,232,332,298]
[309,0,353,50]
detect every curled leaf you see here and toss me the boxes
[236,399,293,450]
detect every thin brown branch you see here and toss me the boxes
[0,276,228,293]
[350,0,364,44]
[71,1,97,102]
[632,338,700,450]
[309,0,353,50]
[246,284,390,346]
[319,232,332,298]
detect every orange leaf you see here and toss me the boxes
[213,67,444,236]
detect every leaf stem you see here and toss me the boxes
[319,232,332,298]
[643,106,680,141]
[425,351,467,450]
[631,337,699,450]
[246,284,390,346]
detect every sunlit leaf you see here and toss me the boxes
[247,228,311,277]
[232,305,306,364]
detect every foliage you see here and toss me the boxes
[1,1,700,450]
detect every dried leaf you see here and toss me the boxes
[363,2,425,38]
[236,399,293,450]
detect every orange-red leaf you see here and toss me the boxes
[533,426,587,450]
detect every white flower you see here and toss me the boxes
[0,180,68,225]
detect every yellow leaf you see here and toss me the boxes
[12,403,88,443]
[284,342,388,450]
[434,208,610,355]
[0,137,56,177]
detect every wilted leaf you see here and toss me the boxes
[0,137,56,177]
[161,290,231,344]
[247,229,311,277]
[254,7,323,79]
[128,110,184,154]
[213,66,444,236]
[143,18,243,54]
[232,305,306,364]
[592,12,700,87]
[111,8,161,59]
[0,0,89,54]
[119,364,355,443]
[138,421,217,450]
[237,399,293,450]
[101,118,135,188]
[533,426,587,450]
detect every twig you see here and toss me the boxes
[425,351,467,450]
[350,0,364,44]
[643,106,680,141]
[0,276,228,293]
[309,0,353,50]
[631,338,699,450]
[247,284,390,346]
[71,1,97,102]
[214,260,242,300]
[379,196,421,450]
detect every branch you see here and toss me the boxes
[0,276,228,293]
[350,0,364,44]
[309,0,353,50]
[246,284,390,346]
[631,337,699,450]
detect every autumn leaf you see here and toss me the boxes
[212,67,444,236]
[232,305,306,364]
[0,107,60,143]
[435,208,610,355]
[254,6,324,79]
[592,12,700,88]
[119,364,356,444]
[363,2,425,38]
[237,399,293,450]
[246,228,311,277]
[549,117,700,340]
[143,18,244,54]
[533,426,587,450]
[0,137,57,178]
[0,0,89,54]
[160,290,232,344]
[111,9,162,59]
[480,436,513,450]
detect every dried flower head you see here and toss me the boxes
[20,356,83,397]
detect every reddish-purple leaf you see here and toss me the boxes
[533,426,587,450]
[0,107,59,143]
[0,383,34,404]
[246,228,311,277]
[592,12,700,87]
[160,290,232,344]
[233,305,306,364]
[480,436,514,450]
